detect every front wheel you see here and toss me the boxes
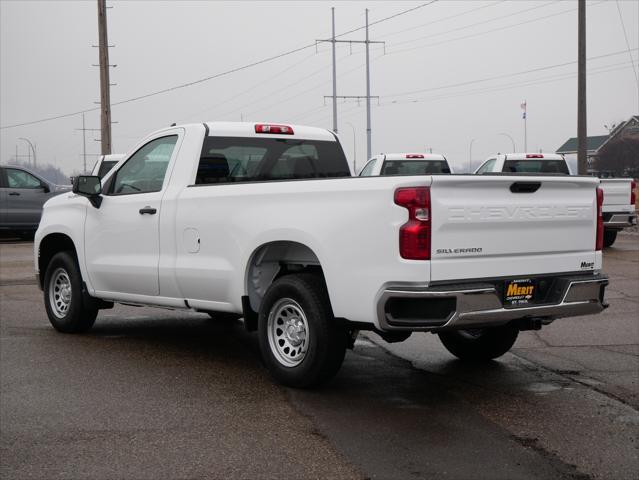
[258,273,347,388]
[438,324,519,362]
[603,230,617,248]
[43,251,98,333]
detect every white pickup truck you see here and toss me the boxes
[358,153,452,176]
[35,123,608,388]
[475,153,637,247]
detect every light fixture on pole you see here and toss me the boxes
[18,137,36,168]
[469,138,475,173]
[345,121,357,173]
[498,133,516,152]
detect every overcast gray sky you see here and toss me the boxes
[1,0,638,174]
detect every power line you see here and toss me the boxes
[180,50,323,122]
[305,60,634,127]
[386,0,605,57]
[377,62,635,108]
[1,2,437,131]
[379,0,505,39]
[390,0,557,48]
[615,0,639,111]
[382,48,637,99]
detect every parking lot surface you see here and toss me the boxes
[1,234,637,479]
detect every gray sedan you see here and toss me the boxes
[0,165,71,236]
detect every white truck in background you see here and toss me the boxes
[359,153,452,176]
[91,154,125,179]
[474,153,637,247]
[35,123,608,388]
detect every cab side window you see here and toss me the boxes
[6,168,42,189]
[110,136,178,195]
[359,159,377,176]
[475,158,496,174]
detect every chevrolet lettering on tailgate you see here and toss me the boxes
[447,205,592,222]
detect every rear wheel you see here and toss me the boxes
[43,251,97,333]
[258,273,347,388]
[603,230,617,248]
[438,324,519,361]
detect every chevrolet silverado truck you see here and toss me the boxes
[474,153,636,247]
[35,123,608,388]
[359,153,452,176]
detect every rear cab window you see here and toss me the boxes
[475,158,496,174]
[195,137,350,184]
[358,159,377,176]
[502,159,570,174]
[381,160,450,175]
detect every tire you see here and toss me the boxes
[43,251,98,333]
[438,324,519,362]
[603,230,617,248]
[258,273,347,388]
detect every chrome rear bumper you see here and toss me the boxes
[604,212,637,229]
[377,274,608,332]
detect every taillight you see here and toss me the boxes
[596,187,604,251]
[526,154,544,158]
[254,124,294,135]
[631,179,636,206]
[406,154,424,159]
[394,187,431,260]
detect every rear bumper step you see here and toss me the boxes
[603,212,637,229]
[377,274,608,331]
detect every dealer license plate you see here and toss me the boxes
[504,278,537,307]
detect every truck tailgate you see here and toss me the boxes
[429,175,600,282]
[599,179,631,209]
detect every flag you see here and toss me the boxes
[521,101,527,119]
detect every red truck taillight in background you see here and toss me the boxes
[394,187,431,260]
[596,187,604,251]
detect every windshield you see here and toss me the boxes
[381,160,450,175]
[502,159,569,174]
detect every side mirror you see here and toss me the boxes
[72,176,102,208]
[41,183,50,193]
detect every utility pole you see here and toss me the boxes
[577,0,587,174]
[76,113,101,173]
[345,121,357,173]
[331,8,338,133]
[97,0,112,155]
[365,9,372,162]
[318,8,383,159]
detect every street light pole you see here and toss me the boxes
[498,133,516,152]
[469,138,475,173]
[18,137,36,168]
[345,121,357,173]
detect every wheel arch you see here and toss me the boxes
[245,241,326,314]
[38,233,79,289]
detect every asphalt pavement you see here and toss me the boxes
[1,235,637,479]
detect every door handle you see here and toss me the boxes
[139,206,157,215]
[8,192,20,196]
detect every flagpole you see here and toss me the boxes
[521,100,528,152]
[524,112,527,152]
